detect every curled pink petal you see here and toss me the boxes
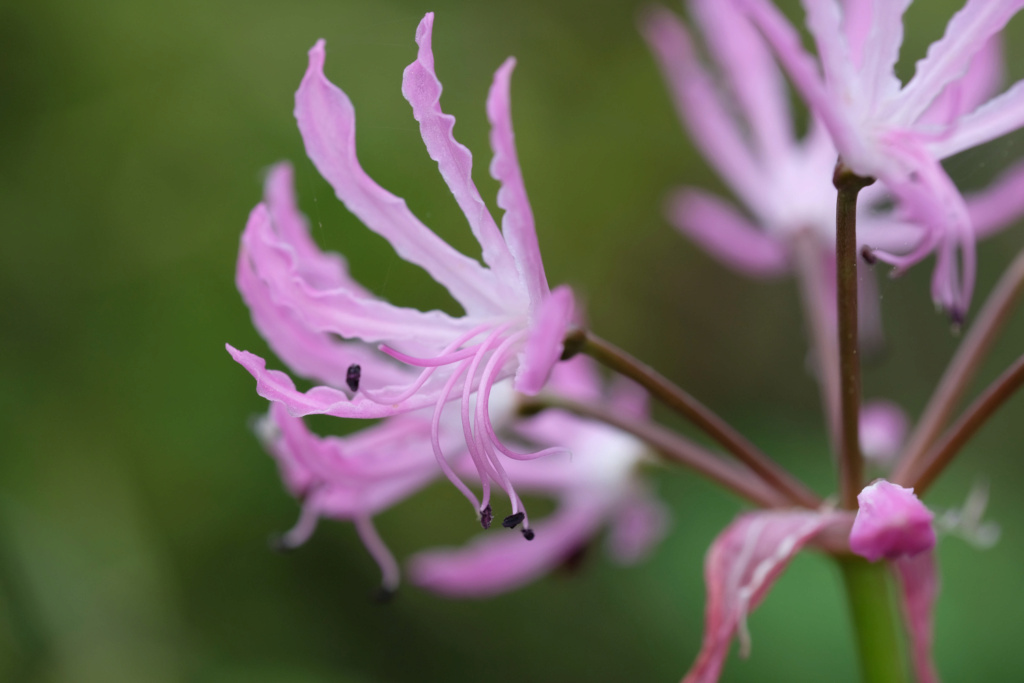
[850,480,936,562]
[683,509,850,683]
[514,285,574,395]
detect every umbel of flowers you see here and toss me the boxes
[230,3,1024,681]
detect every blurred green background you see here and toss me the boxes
[3,0,1024,681]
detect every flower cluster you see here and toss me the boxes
[228,3,1021,682]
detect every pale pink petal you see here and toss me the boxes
[666,188,789,277]
[918,36,1004,127]
[262,162,364,293]
[514,284,574,396]
[858,0,912,107]
[640,7,768,212]
[840,0,872,66]
[850,481,935,562]
[228,345,441,418]
[487,57,550,307]
[237,248,412,391]
[400,14,519,288]
[242,204,478,348]
[800,0,861,110]
[690,0,793,160]
[859,401,909,465]
[930,78,1024,160]
[408,495,608,598]
[294,39,504,315]
[966,160,1024,238]
[893,551,940,683]
[683,509,848,683]
[896,0,1024,125]
[737,0,866,167]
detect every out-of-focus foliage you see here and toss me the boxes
[1,0,1023,681]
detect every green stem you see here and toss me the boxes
[839,557,909,683]
[834,163,874,509]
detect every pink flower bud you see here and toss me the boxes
[850,480,936,562]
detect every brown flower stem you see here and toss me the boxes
[902,352,1024,496]
[519,393,790,508]
[577,331,820,508]
[892,248,1024,484]
[793,229,842,455]
[834,162,874,509]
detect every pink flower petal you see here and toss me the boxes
[930,78,1024,160]
[893,551,940,683]
[400,14,520,291]
[683,509,848,683]
[666,188,789,277]
[967,159,1024,238]
[487,57,550,307]
[514,284,574,395]
[918,36,1004,128]
[858,0,912,107]
[294,38,504,315]
[640,7,768,213]
[895,0,1024,125]
[408,494,608,598]
[850,480,936,562]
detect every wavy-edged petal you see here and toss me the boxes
[243,203,480,348]
[896,0,1024,125]
[401,13,520,294]
[487,57,550,307]
[967,159,1024,238]
[294,39,504,315]
[918,35,1004,128]
[893,551,940,683]
[858,0,911,108]
[683,509,848,683]
[667,188,790,277]
[514,285,574,395]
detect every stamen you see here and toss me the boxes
[522,528,535,541]
[354,515,400,593]
[860,246,877,265]
[503,512,525,529]
[346,363,361,392]
[430,359,481,511]
[379,343,482,367]
[480,504,493,530]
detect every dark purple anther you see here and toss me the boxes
[522,528,535,541]
[346,363,361,392]
[502,512,525,529]
[480,505,493,529]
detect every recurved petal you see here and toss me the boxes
[487,57,549,306]
[893,551,940,683]
[666,188,789,277]
[237,239,413,390]
[897,0,1024,125]
[408,494,608,598]
[243,203,477,349]
[605,487,669,564]
[682,509,848,683]
[917,36,1004,128]
[858,0,912,108]
[401,14,520,291]
[294,39,504,315]
[514,284,574,396]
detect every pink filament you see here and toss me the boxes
[354,515,400,591]
[430,358,481,512]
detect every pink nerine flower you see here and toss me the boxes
[228,13,575,526]
[738,0,1024,319]
[850,480,936,561]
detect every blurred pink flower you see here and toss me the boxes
[737,0,1024,319]
[229,13,575,526]
[859,400,909,465]
[408,358,669,597]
